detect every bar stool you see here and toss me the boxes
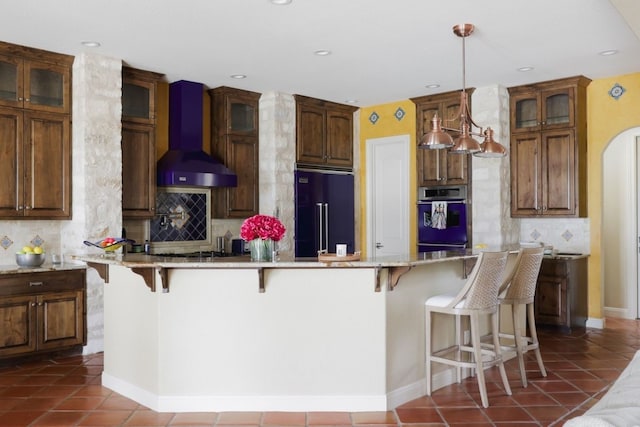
[497,246,547,387]
[425,251,511,408]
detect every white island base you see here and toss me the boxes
[100,260,475,412]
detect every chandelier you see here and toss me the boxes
[418,23,506,158]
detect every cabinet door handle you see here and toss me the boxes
[29,281,44,287]
[31,302,37,307]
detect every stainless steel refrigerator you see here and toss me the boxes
[294,169,355,257]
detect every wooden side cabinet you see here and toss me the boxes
[122,67,164,219]
[210,86,261,219]
[295,95,357,170]
[0,269,86,360]
[410,90,471,187]
[535,256,587,332]
[509,76,590,218]
[0,42,73,219]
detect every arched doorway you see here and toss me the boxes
[602,127,640,320]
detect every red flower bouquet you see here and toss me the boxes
[240,214,286,242]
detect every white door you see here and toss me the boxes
[366,135,410,257]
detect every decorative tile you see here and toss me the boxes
[1,235,13,250]
[530,229,541,240]
[394,107,406,121]
[562,229,574,241]
[31,235,44,247]
[151,192,208,242]
[368,111,380,125]
[608,83,625,100]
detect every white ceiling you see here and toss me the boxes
[2,0,639,106]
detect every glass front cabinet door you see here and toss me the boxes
[511,87,574,133]
[0,54,70,114]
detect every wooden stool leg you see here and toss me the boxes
[426,309,433,395]
[527,302,547,378]
[513,302,528,387]
[493,310,512,396]
[470,312,489,408]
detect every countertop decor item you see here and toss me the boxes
[15,252,45,267]
[83,238,131,253]
[240,214,285,262]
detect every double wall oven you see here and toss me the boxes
[417,185,469,253]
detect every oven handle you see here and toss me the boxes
[418,200,466,204]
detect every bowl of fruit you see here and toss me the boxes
[83,237,129,253]
[16,245,46,267]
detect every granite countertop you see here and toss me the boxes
[0,262,87,275]
[71,249,480,269]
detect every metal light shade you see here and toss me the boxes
[475,127,507,158]
[418,114,454,149]
[450,123,481,154]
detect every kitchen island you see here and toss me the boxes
[76,251,493,412]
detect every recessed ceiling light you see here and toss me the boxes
[81,41,101,48]
[314,50,331,56]
[270,0,292,4]
[517,66,534,72]
[230,74,247,79]
[425,84,440,89]
[344,99,358,104]
[599,49,618,56]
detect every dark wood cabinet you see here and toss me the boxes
[509,76,590,217]
[295,95,356,170]
[210,86,261,219]
[0,42,72,219]
[121,67,164,219]
[0,269,86,360]
[411,90,470,186]
[535,257,587,332]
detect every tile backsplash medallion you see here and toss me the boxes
[519,218,590,254]
[0,221,63,266]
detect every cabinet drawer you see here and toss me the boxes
[539,259,568,277]
[0,270,85,297]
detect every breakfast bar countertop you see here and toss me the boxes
[73,249,480,269]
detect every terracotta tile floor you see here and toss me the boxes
[0,317,638,426]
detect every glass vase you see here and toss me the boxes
[250,238,274,262]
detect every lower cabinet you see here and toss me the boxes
[535,257,587,332]
[0,269,86,360]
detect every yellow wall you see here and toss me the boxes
[587,72,640,319]
[357,72,640,322]
[358,101,417,256]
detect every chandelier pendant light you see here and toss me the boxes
[419,23,506,158]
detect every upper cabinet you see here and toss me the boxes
[0,42,72,219]
[411,90,471,187]
[295,95,357,170]
[121,66,164,219]
[210,86,261,219]
[0,47,71,115]
[509,76,590,218]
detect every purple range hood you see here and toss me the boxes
[157,80,237,187]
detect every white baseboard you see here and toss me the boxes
[103,372,388,412]
[586,317,605,329]
[603,307,635,320]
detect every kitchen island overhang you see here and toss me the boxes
[76,251,484,413]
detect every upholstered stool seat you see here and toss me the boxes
[425,250,511,408]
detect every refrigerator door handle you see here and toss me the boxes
[316,203,324,253]
[324,203,329,253]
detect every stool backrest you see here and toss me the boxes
[462,251,508,310]
[504,247,544,301]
